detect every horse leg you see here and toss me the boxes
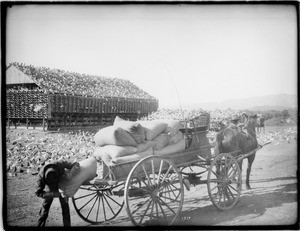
[237,159,243,190]
[246,153,256,189]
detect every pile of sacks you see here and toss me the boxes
[93,116,187,166]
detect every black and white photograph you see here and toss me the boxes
[2,2,298,229]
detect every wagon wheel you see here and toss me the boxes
[207,153,242,211]
[124,156,184,226]
[72,182,124,224]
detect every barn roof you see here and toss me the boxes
[6,65,38,86]
[6,62,156,100]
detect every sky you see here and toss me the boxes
[6,4,297,109]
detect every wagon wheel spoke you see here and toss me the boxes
[228,183,239,193]
[138,199,153,225]
[210,167,222,179]
[155,200,159,220]
[212,185,222,202]
[161,186,181,198]
[157,200,168,223]
[159,194,181,204]
[134,173,150,189]
[151,159,156,185]
[95,196,101,223]
[224,157,234,176]
[159,165,173,188]
[226,185,236,200]
[131,197,151,216]
[158,197,176,215]
[73,191,97,201]
[227,165,236,178]
[217,187,223,204]
[79,185,96,191]
[72,183,124,224]
[99,193,107,221]
[207,153,241,211]
[223,189,228,204]
[167,183,181,201]
[149,200,155,225]
[142,164,153,187]
[125,156,183,226]
[102,192,119,216]
[223,187,231,202]
[86,193,99,219]
[78,193,98,212]
[209,179,223,183]
[209,183,220,193]
[106,192,123,207]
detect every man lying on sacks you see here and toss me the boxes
[93,116,192,166]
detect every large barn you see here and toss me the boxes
[6,63,159,130]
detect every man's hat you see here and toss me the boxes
[44,164,60,186]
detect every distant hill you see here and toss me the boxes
[182,94,297,111]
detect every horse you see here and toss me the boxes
[214,116,258,189]
[256,116,265,133]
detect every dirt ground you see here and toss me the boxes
[3,125,298,229]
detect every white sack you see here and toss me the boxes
[113,116,145,144]
[139,120,167,141]
[158,119,181,136]
[111,147,154,165]
[93,145,138,159]
[94,125,137,147]
[59,157,97,197]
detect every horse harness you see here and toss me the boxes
[219,127,251,155]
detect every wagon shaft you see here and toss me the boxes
[236,141,272,162]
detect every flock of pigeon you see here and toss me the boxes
[6,108,297,177]
[9,62,155,100]
[6,130,97,177]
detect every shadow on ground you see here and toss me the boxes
[71,176,297,227]
[175,176,297,226]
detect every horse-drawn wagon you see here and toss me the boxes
[69,114,270,226]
